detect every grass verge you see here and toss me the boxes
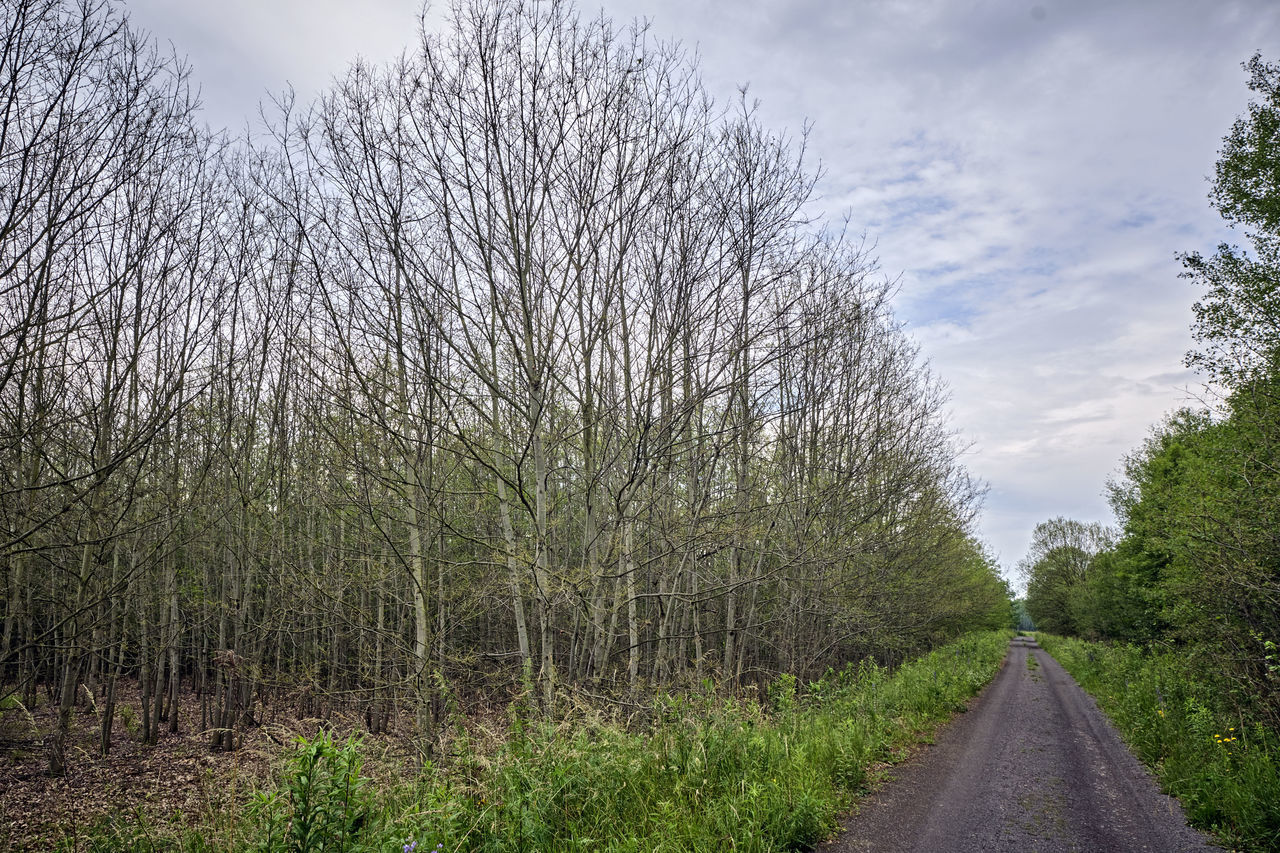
[1038,633,1280,851]
[58,630,1012,852]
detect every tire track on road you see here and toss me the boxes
[822,637,1218,852]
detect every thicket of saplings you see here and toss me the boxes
[1021,55,1280,852]
[0,0,1011,835]
[68,632,1013,852]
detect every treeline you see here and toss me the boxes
[1021,55,1280,728]
[0,0,1008,774]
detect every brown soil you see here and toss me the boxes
[0,681,422,851]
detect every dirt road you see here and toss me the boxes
[824,636,1218,852]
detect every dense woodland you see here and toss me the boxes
[1021,55,1280,729]
[0,0,1009,776]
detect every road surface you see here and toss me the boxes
[823,636,1219,852]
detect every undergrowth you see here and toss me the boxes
[59,630,1011,853]
[1038,633,1280,852]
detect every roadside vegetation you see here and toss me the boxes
[1021,53,1280,853]
[1039,634,1280,850]
[38,631,1012,852]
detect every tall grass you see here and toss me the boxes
[63,630,1012,853]
[1038,633,1280,851]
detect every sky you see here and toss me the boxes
[124,0,1280,583]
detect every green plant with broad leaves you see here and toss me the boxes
[253,731,370,853]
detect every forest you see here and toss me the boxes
[0,0,1011,793]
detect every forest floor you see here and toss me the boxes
[822,636,1220,852]
[0,683,424,851]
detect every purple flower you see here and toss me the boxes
[403,842,417,853]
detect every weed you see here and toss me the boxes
[118,703,138,737]
[61,631,1013,852]
[1039,634,1280,851]
[273,731,369,853]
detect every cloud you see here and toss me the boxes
[125,0,427,132]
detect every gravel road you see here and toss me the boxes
[822,636,1219,852]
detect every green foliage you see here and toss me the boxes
[1020,56,1280,733]
[1024,55,1280,739]
[1066,399,1280,721]
[1183,54,1280,387]
[1076,544,1162,643]
[1040,634,1280,851]
[1018,517,1112,636]
[65,632,1011,853]
[893,534,1013,641]
[255,732,371,853]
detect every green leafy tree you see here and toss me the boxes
[1022,54,1280,724]
[1174,53,1280,721]
[1087,409,1213,643]
[1018,518,1112,636]
[1182,54,1280,388]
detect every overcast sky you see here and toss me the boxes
[124,0,1280,582]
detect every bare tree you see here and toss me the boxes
[1,0,999,763]
[0,0,227,773]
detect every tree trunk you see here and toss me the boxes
[49,545,90,775]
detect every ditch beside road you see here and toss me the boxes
[823,636,1220,852]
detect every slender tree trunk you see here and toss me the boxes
[49,545,90,775]
[624,519,640,695]
[139,559,154,745]
[100,547,122,756]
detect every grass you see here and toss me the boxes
[1038,633,1280,852]
[53,630,1013,852]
